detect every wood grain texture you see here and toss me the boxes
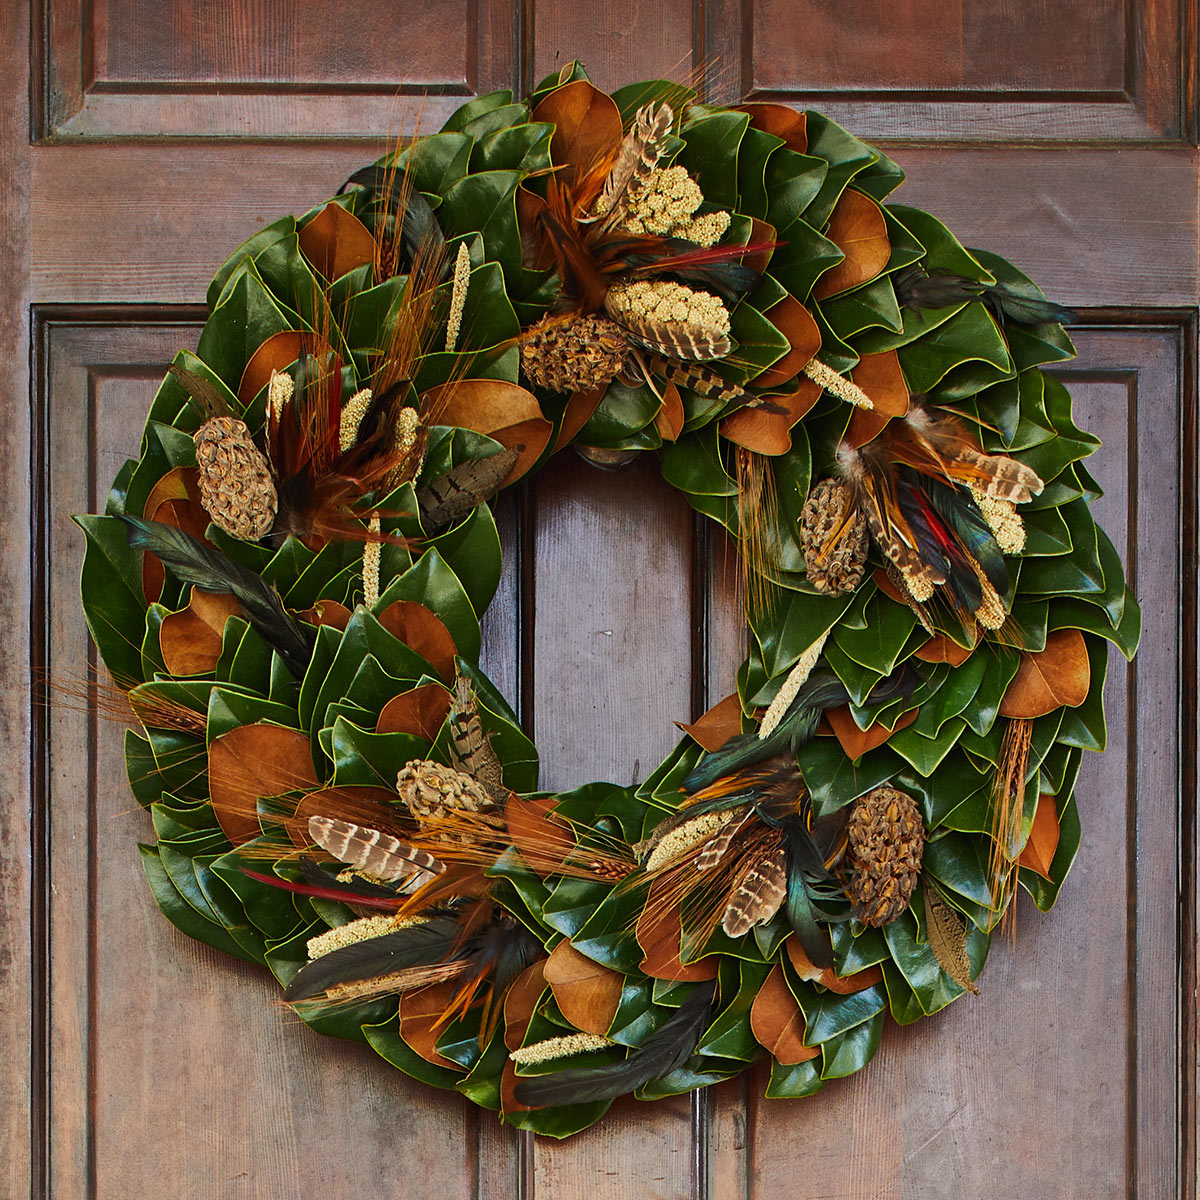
[2,0,35,1197]
[4,0,1198,1195]
[531,0,694,94]
[743,325,1190,1199]
[41,0,520,138]
[739,0,1192,141]
[29,145,1200,309]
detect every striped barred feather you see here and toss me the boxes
[721,845,788,937]
[308,815,443,888]
[617,313,731,362]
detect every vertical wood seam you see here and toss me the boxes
[689,510,711,1199]
[1174,310,1197,1199]
[1123,363,1140,1199]
[29,309,52,1200]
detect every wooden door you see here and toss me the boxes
[3,2,1196,1197]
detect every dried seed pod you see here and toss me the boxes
[193,416,277,541]
[844,785,925,926]
[521,314,629,394]
[799,477,869,595]
[396,758,495,824]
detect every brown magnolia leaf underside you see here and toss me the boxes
[398,979,470,1070]
[543,940,623,1036]
[999,628,1090,718]
[208,722,319,845]
[845,350,911,447]
[750,964,819,1064]
[786,936,883,994]
[915,632,976,667]
[531,78,623,186]
[423,380,552,484]
[507,795,578,878]
[754,296,822,390]
[298,202,375,282]
[720,376,821,455]
[737,104,808,154]
[636,878,721,982]
[825,703,918,760]
[676,692,745,752]
[376,599,458,681]
[159,586,242,676]
[812,189,891,300]
[237,330,331,407]
[653,380,686,443]
[376,682,453,741]
[1017,793,1061,879]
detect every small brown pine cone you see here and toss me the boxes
[521,314,629,394]
[800,478,868,595]
[396,758,494,824]
[844,785,925,927]
[193,416,277,541]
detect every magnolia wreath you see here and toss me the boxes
[78,64,1139,1138]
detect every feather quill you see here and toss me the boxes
[513,980,716,1107]
[924,885,979,995]
[119,515,313,676]
[417,446,520,532]
[283,914,461,1002]
[308,815,444,889]
[595,103,674,222]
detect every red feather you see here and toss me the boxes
[240,867,403,911]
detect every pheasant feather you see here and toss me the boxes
[119,515,313,676]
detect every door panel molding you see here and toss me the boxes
[27,303,1197,1197]
[35,0,521,141]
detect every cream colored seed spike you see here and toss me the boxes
[970,484,1026,554]
[803,358,874,409]
[339,388,374,452]
[606,279,731,340]
[509,1033,614,1065]
[363,515,381,606]
[759,629,830,739]
[445,242,471,352]
[267,369,293,421]
[644,809,734,872]
[306,912,427,960]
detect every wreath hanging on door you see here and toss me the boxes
[78,63,1139,1137]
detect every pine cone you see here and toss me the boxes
[521,314,629,393]
[396,758,494,824]
[844,785,925,926]
[193,416,277,541]
[800,478,868,595]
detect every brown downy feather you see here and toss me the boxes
[721,841,787,937]
[307,815,444,889]
[837,440,944,601]
[898,405,1043,503]
[594,102,675,224]
[924,885,979,995]
[615,311,732,362]
[448,675,506,801]
[694,809,751,872]
[990,716,1032,932]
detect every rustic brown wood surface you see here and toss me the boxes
[2,1,1197,1197]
